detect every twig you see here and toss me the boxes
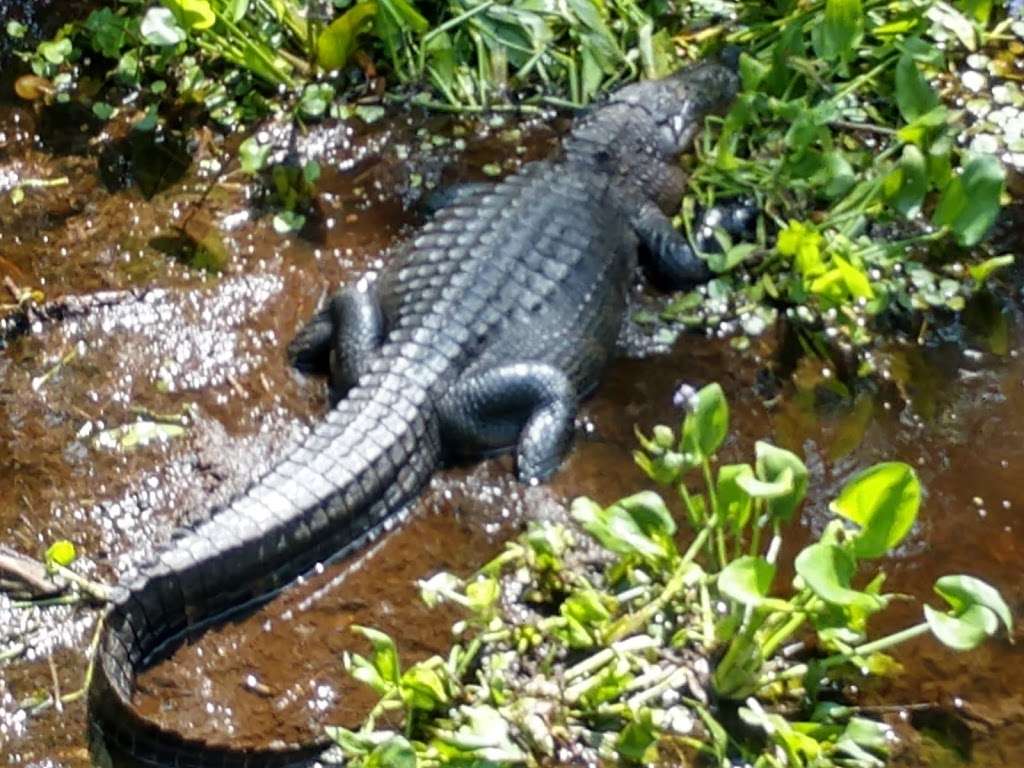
[49,563,114,604]
[48,656,63,713]
[0,546,63,598]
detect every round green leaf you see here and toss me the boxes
[795,542,884,611]
[140,8,186,46]
[717,464,754,532]
[829,462,920,559]
[168,0,216,31]
[735,467,793,499]
[366,735,416,768]
[613,491,676,539]
[317,2,378,70]
[933,154,1005,247]
[571,497,666,560]
[238,137,271,175]
[894,53,939,123]
[755,442,808,523]
[934,574,1013,634]
[718,556,776,607]
[681,383,729,461]
[887,144,928,218]
[924,603,998,651]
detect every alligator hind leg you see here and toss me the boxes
[438,362,577,483]
[287,282,385,401]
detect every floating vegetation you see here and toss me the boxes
[2,0,1019,371]
[329,384,1012,767]
[665,0,1017,372]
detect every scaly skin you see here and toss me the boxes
[88,60,740,767]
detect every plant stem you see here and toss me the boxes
[702,460,727,570]
[757,622,931,689]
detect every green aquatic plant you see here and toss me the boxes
[667,0,1014,368]
[329,383,1012,767]
[5,0,1017,378]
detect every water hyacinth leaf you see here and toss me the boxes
[819,151,855,199]
[934,574,1013,634]
[894,53,939,123]
[958,0,993,24]
[299,83,336,117]
[735,467,793,499]
[755,442,808,523]
[325,725,378,755]
[446,705,526,761]
[38,38,73,64]
[681,383,729,461]
[238,136,271,174]
[227,0,250,22]
[887,144,928,218]
[814,0,863,62]
[840,716,890,753]
[465,577,500,614]
[400,664,449,710]
[562,589,612,626]
[84,9,131,59]
[141,8,186,46]
[352,625,401,686]
[617,711,657,761]
[924,603,998,651]
[933,154,1005,246]
[317,2,378,70]
[795,542,885,611]
[365,735,416,768]
[968,255,1014,285]
[717,464,754,531]
[570,497,666,560]
[612,491,676,540]
[830,462,920,558]
[164,0,216,31]
[706,241,757,274]
[45,540,77,568]
[718,556,776,607]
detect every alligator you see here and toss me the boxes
[88,59,741,767]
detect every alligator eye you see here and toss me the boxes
[671,115,686,137]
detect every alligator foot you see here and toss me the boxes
[693,198,759,253]
[287,281,385,401]
[439,362,576,483]
[634,197,759,289]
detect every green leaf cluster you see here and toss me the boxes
[331,383,1013,767]
[670,0,1011,368]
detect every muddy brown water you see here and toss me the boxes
[0,99,1022,767]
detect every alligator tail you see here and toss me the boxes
[89,360,444,767]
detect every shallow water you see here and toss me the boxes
[0,96,1022,766]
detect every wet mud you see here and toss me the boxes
[1,96,1023,767]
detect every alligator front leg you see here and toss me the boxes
[633,199,758,289]
[287,282,385,401]
[632,201,714,288]
[439,362,576,483]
